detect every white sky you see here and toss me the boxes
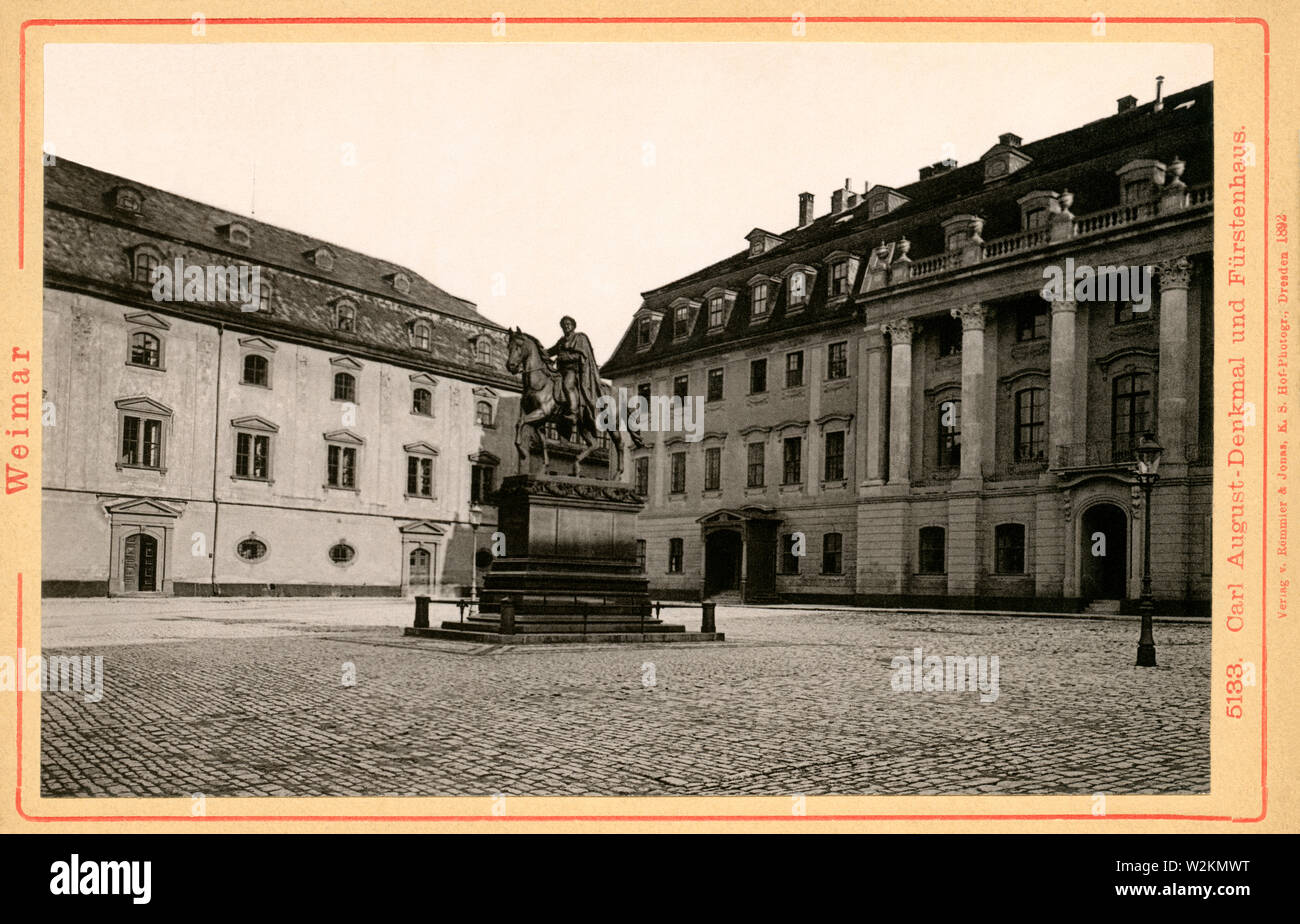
[44,42,1212,361]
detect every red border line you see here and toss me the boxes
[14,15,1270,825]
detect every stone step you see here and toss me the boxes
[1083,599,1123,614]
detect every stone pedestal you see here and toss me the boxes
[406,475,723,643]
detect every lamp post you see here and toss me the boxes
[1134,432,1164,667]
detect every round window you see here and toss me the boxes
[236,537,267,562]
[328,543,356,565]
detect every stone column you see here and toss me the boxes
[1049,298,1077,466]
[883,319,914,485]
[859,325,886,485]
[1157,256,1192,464]
[951,304,987,480]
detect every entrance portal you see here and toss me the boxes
[123,532,158,592]
[1080,503,1128,600]
[703,529,742,597]
[408,547,432,595]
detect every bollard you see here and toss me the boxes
[456,599,467,623]
[701,600,716,634]
[499,597,516,635]
[414,595,430,629]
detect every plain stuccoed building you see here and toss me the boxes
[41,158,524,598]
[602,80,1214,615]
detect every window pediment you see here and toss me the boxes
[399,519,447,536]
[1095,346,1158,372]
[123,311,170,331]
[815,413,853,431]
[739,424,772,437]
[409,372,439,386]
[403,441,439,455]
[468,450,501,465]
[114,395,173,417]
[999,367,1050,395]
[329,355,363,370]
[231,415,279,433]
[306,247,336,271]
[774,419,808,435]
[323,428,365,445]
[238,336,276,352]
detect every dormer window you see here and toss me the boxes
[781,265,817,310]
[1116,160,1167,205]
[864,186,911,219]
[637,317,654,346]
[1017,191,1060,231]
[790,273,806,305]
[130,245,163,285]
[387,272,412,295]
[334,298,357,332]
[111,186,143,214]
[981,134,1033,183]
[476,338,491,365]
[752,284,769,317]
[411,320,431,351]
[221,222,252,247]
[306,247,335,271]
[702,288,737,332]
[670,299,700,340]
[745,228,786,258]
[825,252,861,300]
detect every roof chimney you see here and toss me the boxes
[1117,94,1137,113]
[1153,75,1165,113]
[998,132,1022,148]
[830,178,854,215]
[798,192,814,227]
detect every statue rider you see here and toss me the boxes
[545,315,602,436]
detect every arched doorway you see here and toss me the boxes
[408,547,432,595]
[1080,503,1128,600]
[123,532,158,592]
[704,530,742,597]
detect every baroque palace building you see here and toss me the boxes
[42,158,522,597]
[602,80,1214,613]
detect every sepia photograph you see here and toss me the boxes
[35,39,1215,801]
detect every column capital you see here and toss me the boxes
[1157,256,1193,290]
[883,318,915,345]
[951,303,988,331]
[1050,298,1078,316]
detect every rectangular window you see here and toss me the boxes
[780,533,800,574]
[636,539,647,573]
[747,442,765,488]
[827,342,848,380]
[995,523,1026,574]
[634,456,649,496]
[704,447,721,491]
[708,296,725,329]
[785,351,804,388]
[674,305,690,338]
[407,455,434,497]
[1111,372,1152,461]
[751,284,769,317]
[327,444,357,489]
[672,375,689,400]
[235,432,270,480]
[470,463,495,504]
[670,452,686,494]
[937,399,961,468]
[707,368,724,402]
[668,538,684,573]
[782,436,802,485]
[830,261,850,296]
[120,416,164,469]
[821,532,843,574]
[637,318,653,346]
[637,382,652,403]
[1016,306,1049,342]
[789,273,807,306]
[919,527,946,574]
[823,431,845,482]
[1014,388,1047,462]
[750,358,767,394]
[937,316,963,357]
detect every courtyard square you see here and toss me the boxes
[38,599,1210,798]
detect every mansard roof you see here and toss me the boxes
[602,81,1212,377]
[44,158,517,390]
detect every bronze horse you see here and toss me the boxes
[505,327,641,477]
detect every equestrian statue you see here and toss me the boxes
[505,315,643,478]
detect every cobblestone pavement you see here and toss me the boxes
[38,599,1210,797]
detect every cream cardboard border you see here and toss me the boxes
[0,0,1294,834]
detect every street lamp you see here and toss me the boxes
[1134,431,1164,667]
